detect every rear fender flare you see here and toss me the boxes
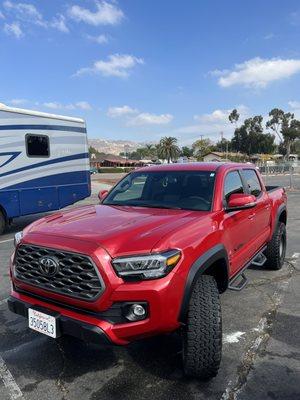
[271,204,287,236]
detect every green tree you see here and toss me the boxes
[192,139,213,160]
[231,116,275,155]
[228,109,240,127]
[228,109,241,150]
[180,146,194,157]
[292,138,300,156]
[212,138,232,153]
[266,109,300,159]
[144,144,158,158]
[89,146,100,155]
[157,137,180,163]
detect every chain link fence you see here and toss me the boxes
[258,162,300,190]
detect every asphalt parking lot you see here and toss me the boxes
[0,180,299,400]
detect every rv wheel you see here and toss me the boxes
[0,211,6,235]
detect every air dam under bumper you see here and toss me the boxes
[7,296,111,345]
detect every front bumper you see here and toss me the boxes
[9,272,184,345]
[10,238,186,344]
[8,296,111,345]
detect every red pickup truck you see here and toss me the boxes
[8,163,287,379]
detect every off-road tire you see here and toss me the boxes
[182,275,222,380]
[0,211,6,235]
[264,222,286,270]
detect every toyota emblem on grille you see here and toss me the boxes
[39,256,60,276]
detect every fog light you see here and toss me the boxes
[125,303,147,322]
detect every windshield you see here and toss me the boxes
[103,170,216,211]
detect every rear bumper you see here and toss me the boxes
[7,296,111,346]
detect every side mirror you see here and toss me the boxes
[226,193,256,211]
[98,190,108,202]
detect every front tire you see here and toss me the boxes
[264,222,286,270]
[0,211,6,235]
[182,275,222,380]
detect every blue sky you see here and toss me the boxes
[1,0,300,145]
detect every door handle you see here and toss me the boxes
[248,213,255,220]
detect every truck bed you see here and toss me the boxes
[265,185,282,193]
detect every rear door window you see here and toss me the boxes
[242,169,262,197]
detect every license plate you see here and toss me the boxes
[28,308,57,338]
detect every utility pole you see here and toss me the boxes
[220,131,224,152]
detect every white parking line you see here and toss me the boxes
[223,331,245,344]
[0,297,8,306]
[0,356,23,400]
[0,238,14,244]
[221,279,291,400]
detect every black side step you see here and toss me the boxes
[251,252,267,267]
[228,246,267,292]
[228,272,248,291]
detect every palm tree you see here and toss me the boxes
[145,143,156,158]
[157,137,180,163]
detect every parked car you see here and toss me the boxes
[90,167,98,175]
[8,163,287,379]
[0,104,91,235]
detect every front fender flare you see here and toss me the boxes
[178,244,229,323]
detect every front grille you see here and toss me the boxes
[14,245,105,301]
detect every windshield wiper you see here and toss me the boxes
[104,202,182,210]
[146,204,182,210]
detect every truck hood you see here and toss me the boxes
[25,205,204,257]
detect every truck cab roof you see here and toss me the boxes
[137,162,256,173]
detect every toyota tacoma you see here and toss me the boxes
[8,163,287,379]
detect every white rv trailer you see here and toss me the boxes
[0,104,91,234]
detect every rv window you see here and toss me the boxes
[26,135,50,157]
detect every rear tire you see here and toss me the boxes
[264,222,286,270]
[182,275,222,380]
[0,211,6,235]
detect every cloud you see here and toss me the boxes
[4,22,23,38]
[43,101,92,111]
[175,105,249,144]
[107,105,173,126]
[50,14,69,33]
[3,1,69,33]
[86,34,109,44]
[75,101,92,110]
[128,113,173,126]
[212,57,300,88]
[68,1,124,26]
[194,105,249,123]
[289,11,300,26]
[9,98,28,105]
[288,100,300,109]
[3,0,46,26]
[75,54,144,78]
[0,10,5,19]
[107,105,138,118]
[288,100,300,119]
[264,33,275,40]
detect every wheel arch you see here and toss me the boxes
[0,203,8,221]
[278,207,287,225]
[272,204,287,236]
[178,244,229,323]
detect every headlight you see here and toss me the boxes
[14,231,23,247]
[112,250,181,280]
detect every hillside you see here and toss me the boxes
[88,139,144,156]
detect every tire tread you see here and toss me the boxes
[183,275,222,379]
